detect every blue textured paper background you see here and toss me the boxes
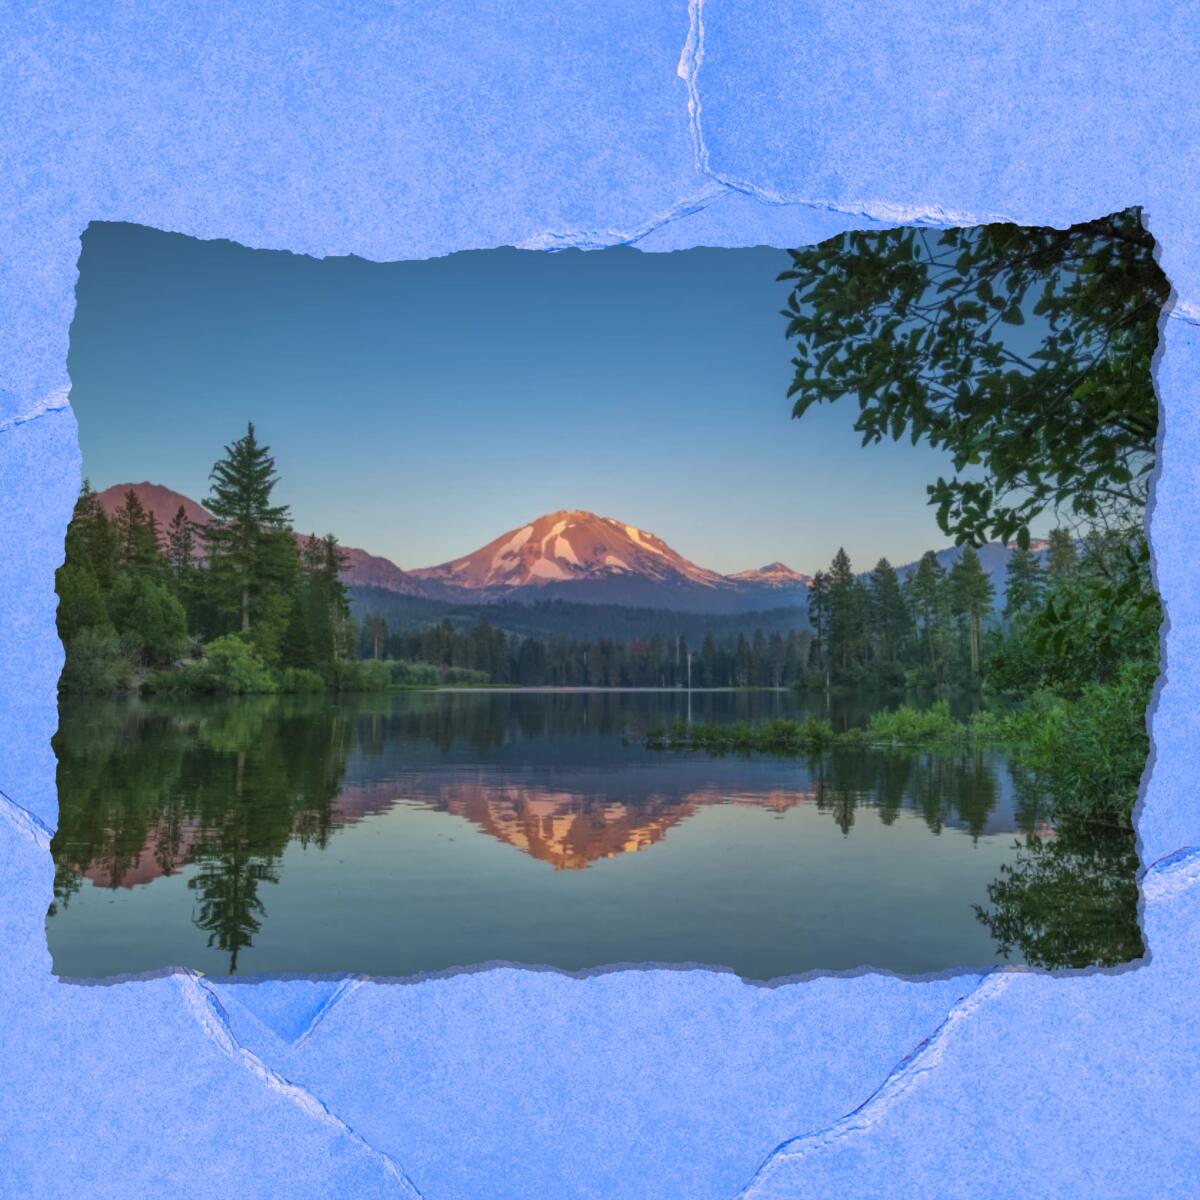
[2,4,1198,1196]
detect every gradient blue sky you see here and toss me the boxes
[69,222,1032,576]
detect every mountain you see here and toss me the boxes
[95,481,211,530]
[92,482,1039,620]
[94,482,439,598]
[294,535,438,596]
[727,561,813,588]
[411,509,728,590]
[346,587,813,642]
[408,509,810,614]
[893,540,1050,611]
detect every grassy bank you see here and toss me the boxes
[645,700,964,755]
[643,680,1151,827]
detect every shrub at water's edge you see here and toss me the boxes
[144,636,393,695]
[646,668,1151,826]
[388,660,491,688]
[969,660,1154,826]
[647,715,837,754]
[144,634,277,694]
[854,700,963,745]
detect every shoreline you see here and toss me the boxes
[429,685,791,694]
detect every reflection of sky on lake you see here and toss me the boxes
[49,690,1119,981]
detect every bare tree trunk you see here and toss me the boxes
[240,584,250,633]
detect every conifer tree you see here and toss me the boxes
[166,505,196,578]
[1003,547,1046,619]
[868,558,909,666]
[71,481,120,588]
[807,570,830,678]
[908,551,948,678]
[362,614,388,661]
[949,545,995,679]
[321,534,352,662]
[827,548,855,673]
[202,423,293,634]
[280,593,316,670]
[113,490,163,573]
[1047,527,1077,577]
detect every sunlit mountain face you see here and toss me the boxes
[92,484,810,611]
[411,509,728,590]
[726,561,812,587]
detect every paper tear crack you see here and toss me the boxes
[673,0,1200,300]
[733,971,1014,1198]
[731,841,1200,1199]
[0,385,71,436]
[676,0,1015,226]
[1142,844,1200,903]
[175,973,423,1198]
[517,182,728,252]
[0,786,54,849]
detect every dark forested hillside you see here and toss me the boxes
[347,587,810,643]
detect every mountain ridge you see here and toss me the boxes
[91,481,1036,616]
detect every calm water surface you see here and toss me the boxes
[48,689,1140,979]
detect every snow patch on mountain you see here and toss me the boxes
[491,524,533,571]
[625,524,666,557]
[554,536,581,565]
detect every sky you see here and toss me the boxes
[68,222,1033,576]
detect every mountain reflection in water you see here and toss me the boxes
[48,690,1140,979]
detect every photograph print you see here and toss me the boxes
[49,209,1164,979]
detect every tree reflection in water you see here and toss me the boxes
[974,821,1141,969]
[50,692,1142,973]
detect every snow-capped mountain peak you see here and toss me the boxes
[726,561,813,587]
[410,509,728,591]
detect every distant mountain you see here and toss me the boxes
[893,540,1050,611]
[94,482,441,599]
[411,509,727,590]
[346,587,811,642]
[409,509,811,614]
[95,481,211,530]
[727,561,813,588]
[92,482,1040,620]
[294,535,441,597]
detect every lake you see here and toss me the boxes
[47,688,1141,979]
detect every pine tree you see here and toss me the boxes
[1047,527,1077,577]
[166,505,196,578]
[807,570,830,680]
[73,481,120,588]
[908,551,948,679]
[113,490,162,573]
[202,423,293,634]
[320,534,352,663]
[362,614,388,661]
[280,592,316,670]
[57,481,119,643]
[868,558,909,667]
[949,545,995,680]
[849,576,872,671]
[1003,546,1046,619]
[827,548,855,674]
[735,633,751,687]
